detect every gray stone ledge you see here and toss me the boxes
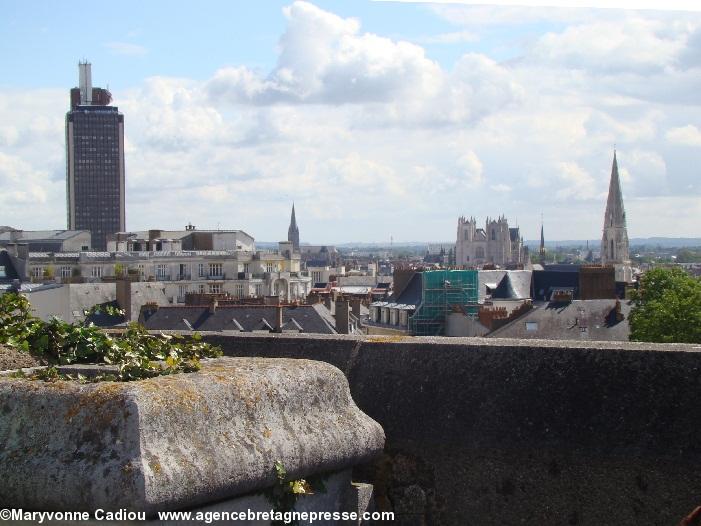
[0,357,385,515]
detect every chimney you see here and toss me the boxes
[335,299,350,334]
[275,304,284,333]
[209,297,218,315]
[351,298,361,318]
[116,278,132,321]
[16,243,28,261]
[324,295,332,311]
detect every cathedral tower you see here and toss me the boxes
[601,151,630,265]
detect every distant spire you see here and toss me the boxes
[287,203,299,252]
[601,149,629,264]
[604,150,626,230]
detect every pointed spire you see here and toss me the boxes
[601,149,629,264]
[287,202,300,252]
[604,149,626,230]
[290,202,297,229]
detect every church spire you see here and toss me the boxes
[601,150,629,265]
[287,203,300,252]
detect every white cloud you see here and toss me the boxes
[554,162,602,201]
[207,1,443,106]
[530,19,685,74]
[619,150,668,196]
[666,124,701,146]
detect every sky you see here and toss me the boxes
[1,1,700,243]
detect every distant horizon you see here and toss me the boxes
[253,236,701,248]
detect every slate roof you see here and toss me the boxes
[532,269,580,301]
[84,300,126,327]
[140,304,337,334]
[491,271,532,300]
[389,272,422,307]
[488,299,631,341]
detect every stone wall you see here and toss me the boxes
[196,332,701,525]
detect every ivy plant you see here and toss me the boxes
[0,292,221,381]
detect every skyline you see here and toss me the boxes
[1,1,700,243]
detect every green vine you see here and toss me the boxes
[0,292,221,381]
[263,461,327,526]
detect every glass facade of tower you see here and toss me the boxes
[66,105,125,251]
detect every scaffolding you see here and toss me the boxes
[409,270,479,336]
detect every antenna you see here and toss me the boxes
[78,61,92,105]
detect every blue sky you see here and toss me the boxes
[1,1,700,242]
[2,1,553,88]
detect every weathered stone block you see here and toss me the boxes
[0,357,385,514]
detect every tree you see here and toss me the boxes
[629,268,701,343]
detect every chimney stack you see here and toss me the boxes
[335,299,350,334]
[209,297,218,315]
[275,304,284,333]
[116,278,132,321]
[351,298,362,318]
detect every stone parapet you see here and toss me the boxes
[191,332,701,525]
[0,357,384,515]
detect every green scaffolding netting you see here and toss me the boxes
[409,270,479,336]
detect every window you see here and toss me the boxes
[209,284,222,294]
[464,230,469,240]
[254,284,263,297]
[266,262,274,273]
[91,266,102,278]
[178,285,188,300]
[198,284,205,294]
[525,322,538,332]
[235,283,245,297]
[209,263,222,277]
[137,264,145,278]
[243,263,250,273]
[198,263,206,277]
[156,264,169,279]
[32,267,43,279]
[491,229,496,241]
[0,266,5,278]
[60,266,72,278]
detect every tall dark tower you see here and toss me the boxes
[287,203,300,252]
[600,150,629,265]
[66,61,125,251]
